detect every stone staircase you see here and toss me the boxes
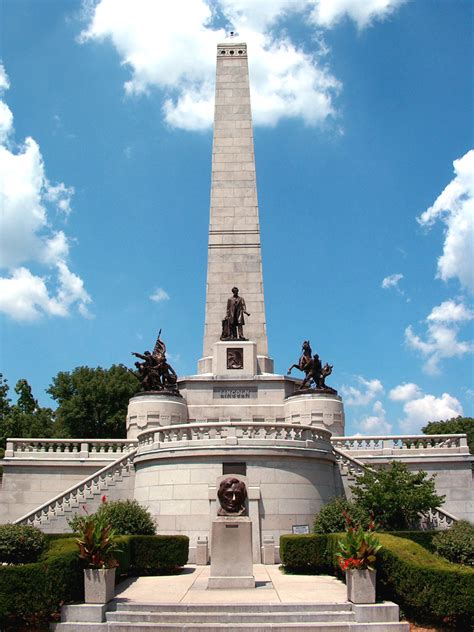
[14,449,137,532]
[54,602,409,631]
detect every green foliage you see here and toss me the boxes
[280,533,474,627]
[0,534,188,629]
[433,520,474,566]
[75,502,121,569]
[0,537,83,630]
[98,499,156,536]
[0,376,54,450]
[280,534,335,573]
[422,416,474,454]
[351,461,445,530]
[68,499,156,536]
[376,533,474,628]
[335,521,381,571]
[313,497,370,533]
[0,524,47,564]
[47,365,139,438]
[129,535,189,574]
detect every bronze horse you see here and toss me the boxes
[287,340,312,375]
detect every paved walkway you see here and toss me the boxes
[114,565,347,605]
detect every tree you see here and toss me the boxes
[351,461,445,530]
[422,416,474,454]
[47,365,139,438]
[0,378,54,450]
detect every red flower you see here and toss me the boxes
[101,495,107,503]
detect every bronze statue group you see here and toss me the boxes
[128,288,336,395]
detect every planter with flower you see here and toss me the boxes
[75,497,121,604]
[336,513,381,604]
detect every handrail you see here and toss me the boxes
[332,445,376,474]
[13,448,138,526]
[137,420,332,444]
[333,446,458,528]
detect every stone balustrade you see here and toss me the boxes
[137,421,332,453]
[14,449,138,527]
[5,438,138,459]
[331,434,469,454]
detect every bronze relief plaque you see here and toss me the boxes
[227,347,243,369]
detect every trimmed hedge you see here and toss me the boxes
[0,524,47,564]
[0,534,189,630]
[0,538,83,630]
[129,535,189,574]
[280,532,474,628]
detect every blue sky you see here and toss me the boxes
[1,0,472,435]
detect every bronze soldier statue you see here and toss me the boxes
[288,341,337,394]
[129,330,178,392]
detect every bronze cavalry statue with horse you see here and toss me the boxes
[288,340,337,394]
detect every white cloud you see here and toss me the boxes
[310,0,408,29]
[340,376,384,406]
[405,300,473,374]
[79,0,406,132]
[381,272,403,291]
[0,67,91,321]
[0,63,10,90]
[149,287,170,303]
[418,150,474,294]
[358,400,393,434]
[389,382,422,401]
[427,299,473,323]
[400,392,463,434]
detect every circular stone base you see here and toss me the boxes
[283,390,345,436]
[285,387,338,398]
[135,389,184,398]
[126,391,188,440]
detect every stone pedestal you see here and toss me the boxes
[198,341,273,376]
[208,517,255,589]
[126,392,188,440]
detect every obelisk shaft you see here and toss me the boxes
[202,42,269,361]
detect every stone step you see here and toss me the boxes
[106,611,354,624]
[105,623,408,631]
[113,604,353,614]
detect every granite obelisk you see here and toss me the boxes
[200,42,272,374]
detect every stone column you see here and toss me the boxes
[200,42,272,373]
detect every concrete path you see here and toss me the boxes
[114,565,347,605]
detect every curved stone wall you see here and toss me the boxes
[284,392,345,436]
[126,394,188,440]
[133,445,341,560]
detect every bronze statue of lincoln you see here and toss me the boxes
[221,287,250,340]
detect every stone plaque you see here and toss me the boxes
[227,347,243,369]
[213,387,257,399]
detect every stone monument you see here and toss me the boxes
[208,476,255,589]
[2,39,471,567]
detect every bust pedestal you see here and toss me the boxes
[208,516,255,589]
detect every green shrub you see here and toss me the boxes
[385,530,436,552]
[432,520,474,566]
[313,497,370,533]
[351,462,445,531]
[280,533,474,628]
[0,534,188,629]
[68,499,156,536]
[280,534,334,573]
[0,524,46,564]
[130,535,189,574]
[377,534,474,628]
[0,537,83,629]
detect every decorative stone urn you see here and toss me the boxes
[84,568,116,603]
[346,569,376,604]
